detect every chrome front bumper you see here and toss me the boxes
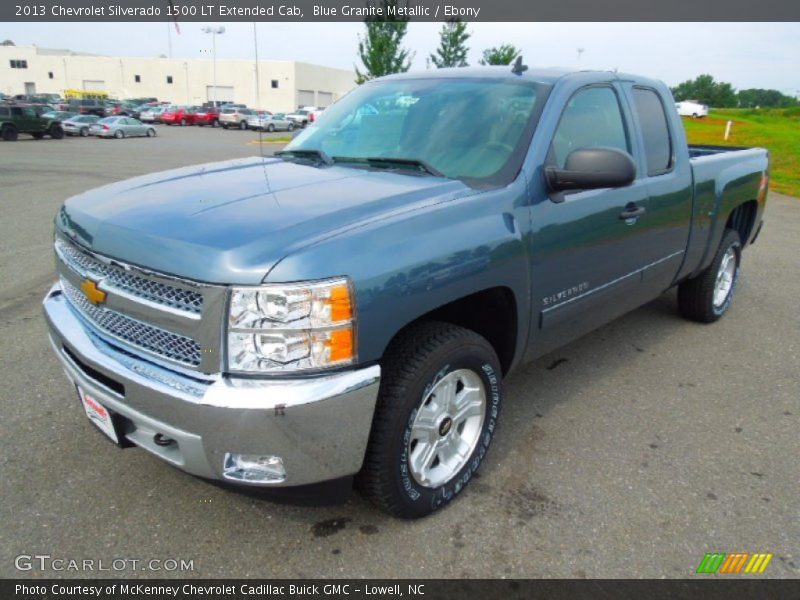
[43,282,381,487]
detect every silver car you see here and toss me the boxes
[246,112,295,132]
[140,106,166,122]
[62,115,100,137]
[89,117,156,139]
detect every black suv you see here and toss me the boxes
[0,104,65,141]
[66,99,107,117]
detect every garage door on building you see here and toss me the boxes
[317,92,333,108]
[82,80,105,91]
[297,90,315,108]
[206,86,234,104]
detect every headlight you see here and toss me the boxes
[227,278,355,373]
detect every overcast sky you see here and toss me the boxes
[3,22,799,94]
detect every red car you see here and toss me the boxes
[194,107,220,127]
[159,106,199,126]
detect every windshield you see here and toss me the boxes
[284,77,550,186]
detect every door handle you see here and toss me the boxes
[619,204,646,221]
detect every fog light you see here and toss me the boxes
[222,453,286,484]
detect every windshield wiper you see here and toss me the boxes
[332,156,444,178]
[275,148,333,166]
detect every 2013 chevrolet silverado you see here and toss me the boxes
[44,65,769,518]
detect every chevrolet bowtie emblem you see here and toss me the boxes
[80,279,107,305]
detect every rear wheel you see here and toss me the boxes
[146,128,156,137]
[50,125,64,139]
[180,118,186,126]
[212,119,220,128]
[287,123,294,131]
[114,130,124,139]
[2,125,19,141]
[80,127,89,137]
[239,120,247,130]
[358,321,503,518]
[267,124,275,132]
[678,229,742,323]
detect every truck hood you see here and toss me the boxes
[57,157,468,284]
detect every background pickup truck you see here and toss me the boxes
[44,65,768,518]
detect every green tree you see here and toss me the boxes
[671,74,737,108]
[429,20,470,68]
[355,0,413,84]
[737,88,798,108]
[479,45,519,66]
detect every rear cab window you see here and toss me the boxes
[631,87,673,176]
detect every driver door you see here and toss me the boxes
[529,84,653,356]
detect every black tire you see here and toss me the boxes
[267,124,275,132]
[358,321,503,518]
[287,123,294,131]
[80,127,89,137]
[678,229,742,323]
[221,124,228,129]
[50,125,64,139]
[114,130,124,139]
[239,120,247,130]
[2,125,19,141]
[31,132,45,139]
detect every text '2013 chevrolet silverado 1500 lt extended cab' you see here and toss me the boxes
[44,64,769,518]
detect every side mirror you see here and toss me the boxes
[545,147,636,196]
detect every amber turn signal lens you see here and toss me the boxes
[327,328,354,363]
[329,284,352,323]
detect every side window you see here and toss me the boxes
[11,107,22,116]
[551,86,629,168]
[0,107,8,117]
[632,88,673,175]
[23,107,36,117]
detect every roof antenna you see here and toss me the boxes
[511,56,528,76]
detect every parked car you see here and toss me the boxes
[127,103,157,120]
[66,99,107,117]
[194,107,220,127]
[160,106,199,126]
[0,104,64,140]
[140,106,166,123]
[286,107,316,128]
[89,116,156,138]
[43,66,769,518]
[41,110,77,122]
[247,112,296,132]
[61,115,101,137]
[676,100,709,118]
[219,107,254,129]
[308,107,326,125]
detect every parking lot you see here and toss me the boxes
[1,125,797,578]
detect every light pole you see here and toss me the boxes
[577,47,585,68]
[201,26,225,107]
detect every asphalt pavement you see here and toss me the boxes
[0,126,797,578]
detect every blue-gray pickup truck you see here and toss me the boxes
[44,65,769,517]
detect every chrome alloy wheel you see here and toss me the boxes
[408,369,486,488]
[714,247,737,308]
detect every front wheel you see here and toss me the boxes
[678,229,742,323]
[146,128,156,137]
[358,322,502,518]
[80,127,89,137]
[267,124,275,132]
[287,123,294,131]
[113,130,124,139]
[50,125,64,139]
[239,120,247,130]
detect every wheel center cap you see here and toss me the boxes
[438,417,453,437]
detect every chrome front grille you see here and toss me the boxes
[55,238,203,314]
[61,278,203,367]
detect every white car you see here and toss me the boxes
[286,106,317,128]
[140,106,166,122]
[676,100,709,118]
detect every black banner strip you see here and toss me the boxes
[4,0,800,22]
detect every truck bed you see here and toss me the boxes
[688,144,755,159]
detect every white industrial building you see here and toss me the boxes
[0,45,357,112]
